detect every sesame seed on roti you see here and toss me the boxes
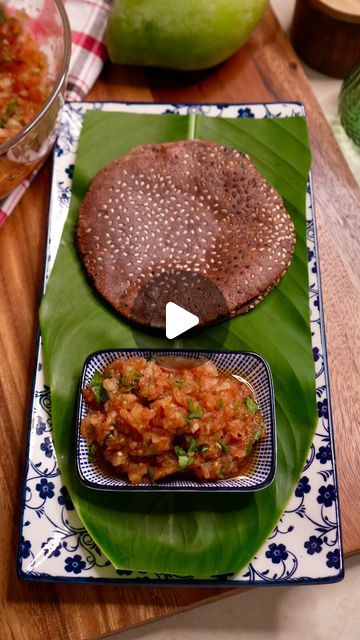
[76,140,295,330]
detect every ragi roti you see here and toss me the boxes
[76,140,295,329]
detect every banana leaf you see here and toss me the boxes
[40,110,316,577]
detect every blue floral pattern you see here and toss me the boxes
[40,436,53,458]
[317,399,329,420]
[316,446,331,465]
[238,107,255,118]
[317,485,336,507]
[305,535,323,555]
[41,538,62,558]
[35,417,46,435]
[65,554,87,575]
[19,537,32,560]
[265,543,288,564]
[58,486,74,511]
[326,549,340,570]
[65,164,74,180]
[36,478,55,500]
[295,476,311,498]
[18,102,342,585]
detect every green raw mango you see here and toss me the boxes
[106,0,268,71]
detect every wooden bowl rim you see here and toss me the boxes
[309,0,360,23]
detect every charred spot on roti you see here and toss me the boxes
[130,270,230,330]
[76,140,295,329]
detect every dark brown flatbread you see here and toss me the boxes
[76,140,295,329]
[231,277,282,316]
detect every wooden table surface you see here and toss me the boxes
[1,7,359,640]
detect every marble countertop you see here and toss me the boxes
[111,556,360,640]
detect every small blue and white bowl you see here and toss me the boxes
[76,349,276,492]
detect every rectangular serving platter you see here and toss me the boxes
[18,102,343,586]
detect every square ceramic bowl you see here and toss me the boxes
[76,349,276,492]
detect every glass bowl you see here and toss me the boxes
[0,0,71,198]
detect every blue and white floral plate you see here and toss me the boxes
[18,102,343,585]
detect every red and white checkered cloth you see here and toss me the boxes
[0,0,112,228]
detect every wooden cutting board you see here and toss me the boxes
[0,7,359,640]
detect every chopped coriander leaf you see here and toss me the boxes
[252,428,262,442]
[197,444,209,452]
[188,437,209,453]
[186,398,203,420]
[128,368,141,381]
[178,455,190,468]
[118,376,126,386]
[0,8,5,22]
[216,399,224,410]
[108,369,116,378]
[174,377,184,387]
[90,370,108,403]
[188,437,198,453]
[88,443,98,462]
[246,444,253,455]
[218,441,230,454]
[5,99,18,116]
[104,433,116,447]
[0,118,4,128]
[174,445,187,457]
[174,445,191,468]
[245,395,258,414]
[148,464,155,483]
[91,370,103,386]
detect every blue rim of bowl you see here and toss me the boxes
[75,348,277,493]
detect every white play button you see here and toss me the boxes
[165,302,199,339]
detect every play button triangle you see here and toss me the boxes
[165,302,199,339]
